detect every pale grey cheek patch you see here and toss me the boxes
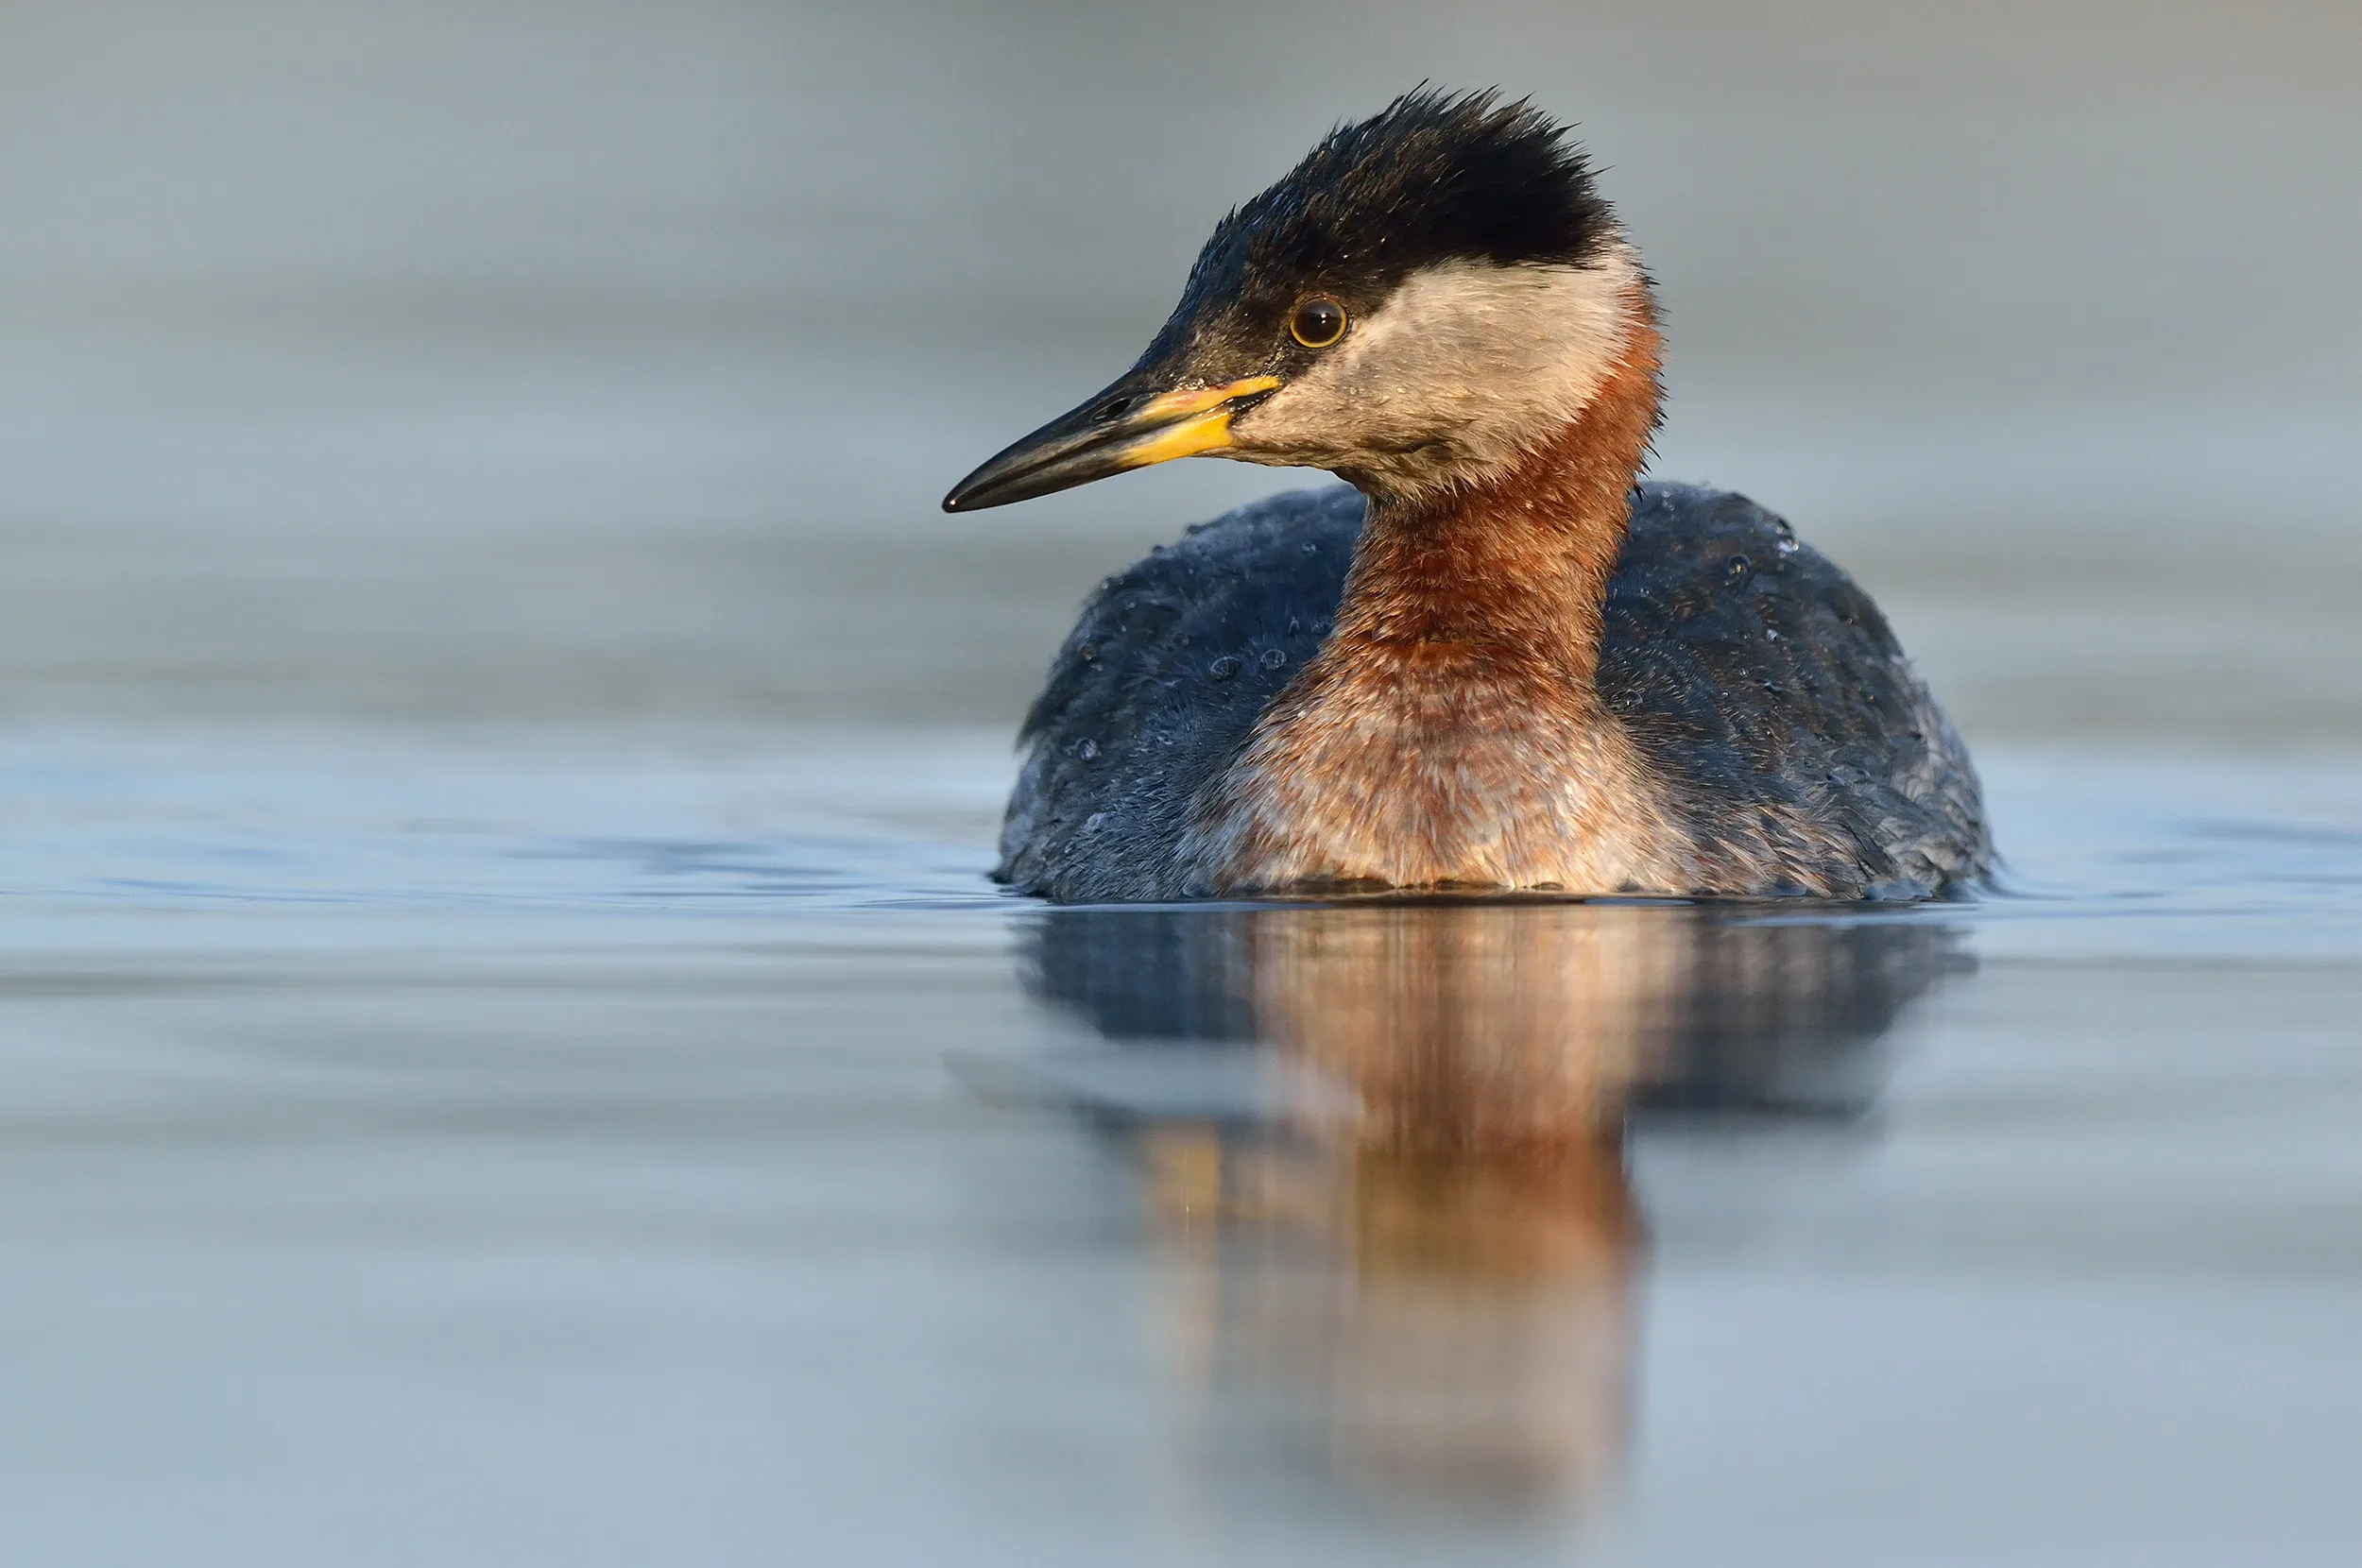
[1231,246,1644,491]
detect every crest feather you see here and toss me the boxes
[1202,88,1613,294]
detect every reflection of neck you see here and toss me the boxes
[1349,1136,1638,1279]
[1184,313,1669,895]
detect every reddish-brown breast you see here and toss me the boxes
[1177,313,1707,895]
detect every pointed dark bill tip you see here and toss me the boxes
[941,375,1281,512]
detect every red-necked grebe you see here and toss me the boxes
[943,90,1989,903]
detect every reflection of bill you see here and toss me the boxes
[979,902,1970,1513]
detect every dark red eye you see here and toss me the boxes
[1289,298,1347,349]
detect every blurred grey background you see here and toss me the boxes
[7,13,2362,1562]
[3,0,2357,746]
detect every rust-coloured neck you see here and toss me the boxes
[1180,309,1671,896]
[1332,313,1664,698]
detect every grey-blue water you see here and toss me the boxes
[6,727,2360,1564]
[6,1,2362,1561]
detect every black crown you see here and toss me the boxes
[1198,89,1614,302]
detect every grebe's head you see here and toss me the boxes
[944,89,1650,512]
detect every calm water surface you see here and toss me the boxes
[6,1,2361,1560]
[4,724,2359,1565]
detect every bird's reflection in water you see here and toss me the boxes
[999,901,1971,1515]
